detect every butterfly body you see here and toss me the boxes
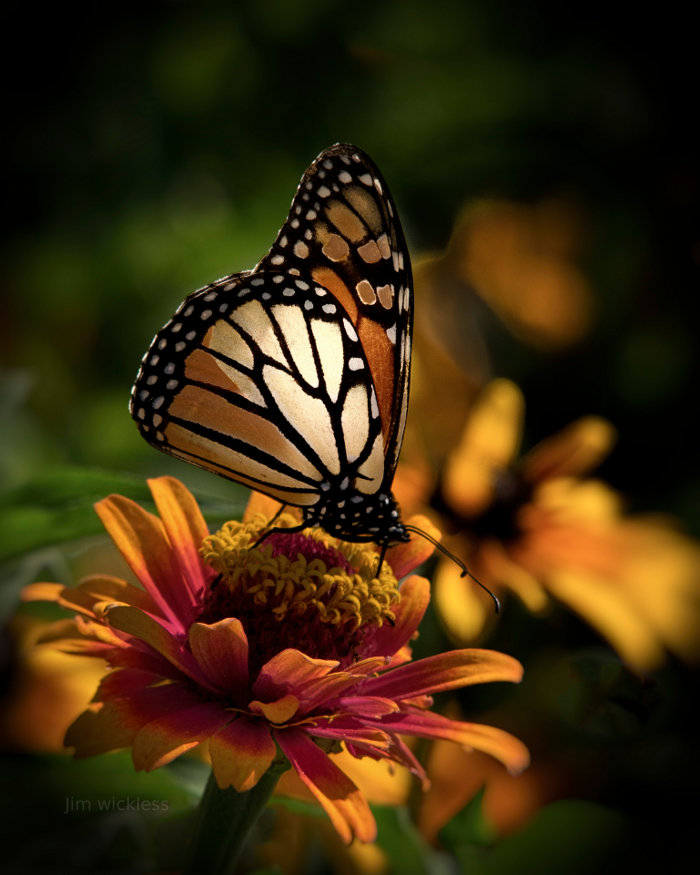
[131,144,412,548]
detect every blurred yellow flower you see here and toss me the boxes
[403,196,593,471]
[396,379,700,672]
[435,197,594,349]
[0,617,105,753]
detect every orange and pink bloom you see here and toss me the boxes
[23,477,528,844]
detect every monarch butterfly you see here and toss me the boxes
[131,144,413,552]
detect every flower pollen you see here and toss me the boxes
[198,513,400,671]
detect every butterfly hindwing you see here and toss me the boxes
[131,144,413,544]
[131,271,387,510]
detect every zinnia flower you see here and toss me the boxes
[22,476,528,847]
[396,379,700,671]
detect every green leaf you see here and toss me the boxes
[0,467,153,562]
[440,786,498,849]
[444,799,628,875]
[373,805,449,875]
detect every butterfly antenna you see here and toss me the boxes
[404,524,501,614]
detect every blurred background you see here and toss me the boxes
[1,2,698,873]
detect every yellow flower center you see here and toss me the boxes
[198,511,400,670]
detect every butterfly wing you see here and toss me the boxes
[130,271,386,510]
[257,143,413,482]
[130,144,412,538]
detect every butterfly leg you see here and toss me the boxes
[250,505,311,551]
[375,541,389,579]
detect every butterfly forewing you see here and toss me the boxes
[257,144,413,473]
[130,144,413,544]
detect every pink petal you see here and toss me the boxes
[189,618,249,692]
[66,681,200,756]
[210,716,278,792]
[96,667,163,700]
[309,724,391,747]
[294,669,381,715]
[276,727,377,844]
[335,696,400,718]
[131,702,230,771]
[103,605,218,693]
[363,648,524,700]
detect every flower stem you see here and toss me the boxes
[185,768,282,874]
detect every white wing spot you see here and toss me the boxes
[343,318,358,341]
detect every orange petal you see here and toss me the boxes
[22,583,106,620]
[478,540,550,614]
[434,561,490,644]
[210,716,278,792]
[388,515,441,578]
[448,721,530,775]
[189,618,249,691]
[253,649,338,702]
[78,575,158,614]
[131,702,229,770]
[21,583,64,603]
[249,694,300,723]
[443,379,524,518]
[148,477,212,609]
[387,710,530,775]
[94,494,184,625]
[276,727,377,844]
[243,490,285,523]
[65,702,139,756]
[545,568,666,671]
[362,575,430,660]
[524,416,616,482]
[364,648,523,699]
